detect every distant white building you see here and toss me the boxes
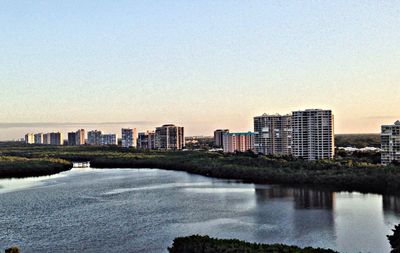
[381,120,400,165]
[25,133,34,144]
[155,124,184,150]
[137,131,156,149]
[49,132,63,145]
[121,128,137,148]
[87,130,102,145]
[34,133,44,144]
[214,129,229,148]
[100,134,117,146]
[222,132,255,153]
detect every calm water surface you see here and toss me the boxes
[1,167,400,253]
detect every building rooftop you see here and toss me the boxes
[226,132,255,136]
[254,113,291,118]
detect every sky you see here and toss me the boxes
[0,0,399,140]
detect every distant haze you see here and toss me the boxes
[1,1,399,140]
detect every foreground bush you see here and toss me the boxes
[168,235,339,253]
[4,247,19,253]
[388,224,400,253]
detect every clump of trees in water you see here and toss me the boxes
[168,235,339,253]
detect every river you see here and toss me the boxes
[1,166,399,253]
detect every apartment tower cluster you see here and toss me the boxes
[25,132,63,145]
[215,109,334,161]
[25,124,184,150]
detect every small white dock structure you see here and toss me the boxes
[73,161,90,168]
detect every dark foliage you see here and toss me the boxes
[335,134,380,148]
[4,247,20,253]
[0,156,72,178]
[168,235,339,253]
[1,143,400,194]
[388,224,400,253]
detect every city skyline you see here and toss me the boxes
[1,1,400,140]
[1,110,398,141]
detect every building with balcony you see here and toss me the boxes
[100,134,117,146]
[137,131,156,149]
[222,132,255,153]
[381,120,400,165]
[49,132,63,145]
[291,109,334,160]
[214,129,229,148]
[155,124,184,150]
[254,114,292,155]
[121,128,137,148]
[87,130,102,145]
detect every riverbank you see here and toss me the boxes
[89,153,400,195]
[1,143,400,194]
[0,156,72,178]
[168,235,339,253]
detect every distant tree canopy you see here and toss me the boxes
[335,134,380,148]
[168,235,339,253]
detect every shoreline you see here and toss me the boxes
[0,145,399,195]
[0,156,73,179]
[89,155,400,196]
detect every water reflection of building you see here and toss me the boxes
[252,186,336,244]
[293,188,335,209]
[255,187,293,200]
[383,195,400,214]
[255,186,335,210]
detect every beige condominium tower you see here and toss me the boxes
[254,114,292,156]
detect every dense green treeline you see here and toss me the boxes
[168,235,339,253]
[1,143,400,194]
[335,134,381,148]
[89,151,400,195]
[0,156,72,178]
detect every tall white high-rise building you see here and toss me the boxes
[292,109,334,160]
[381,120,400,165]
[121,128,137,148]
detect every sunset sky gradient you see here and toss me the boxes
[1,1,399,140]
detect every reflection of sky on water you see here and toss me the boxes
[0,172,66,194]
[1,167,400,253]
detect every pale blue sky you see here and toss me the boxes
[1,1,399,139]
